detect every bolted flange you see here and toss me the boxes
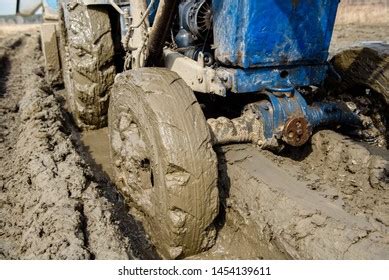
[282,117,311,147]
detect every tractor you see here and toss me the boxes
[16,0,362,259]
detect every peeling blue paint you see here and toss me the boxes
[221,64,328,93]
[212,0,340,69]
[253,90,361,144]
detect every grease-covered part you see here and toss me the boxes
[60,1,115,129]
[207,111,265,146]
[282,117,311,147]
[108,68,219,259]
[330,43,389,104]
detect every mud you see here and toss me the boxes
[331,43,389,104]
[82,130,389,259]
[330,24,389,55]
[210,142,388,259]
[0,30,157,259]
[0,23,388,259]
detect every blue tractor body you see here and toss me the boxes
[212,0,340,94]
[208,0,356,146]
[40,0,340,94]
[213,0,339,69]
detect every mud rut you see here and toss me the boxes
[0,31,158,260]
[1,28,388,260]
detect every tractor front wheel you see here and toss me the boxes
[108,68,219,259]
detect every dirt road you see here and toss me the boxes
[0,24,388,259]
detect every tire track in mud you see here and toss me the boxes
[0,31,158,259]
[211,143,388,259]
[1,28,388,260]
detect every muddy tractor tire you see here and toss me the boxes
[60,1,116,129]
[108,68,219,259]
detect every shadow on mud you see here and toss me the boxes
[0,56,10,98]
[56,94,160,260]
[1,34,24,99]
[213,148,230,232]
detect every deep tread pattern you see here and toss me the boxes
[108,68,219,259]
[60,1,115,129]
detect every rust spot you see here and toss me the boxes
[282,117,311,147]
[291,0,300,9]
[236,50,244,66]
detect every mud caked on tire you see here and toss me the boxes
[60,1,115,129]
[108,68,219,259]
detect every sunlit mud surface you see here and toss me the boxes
[0,23,388,259]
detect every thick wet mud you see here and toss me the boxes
[82,129,389,259]
[0,30,158,260]
[0,24,388,259]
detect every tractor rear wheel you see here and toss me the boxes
[60,1,115,129]
[108,68,219,259]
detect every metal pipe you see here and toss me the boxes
[16,0,20,14]
[131,0,155,29]
[146,0,180,66]
[306,102,362,128]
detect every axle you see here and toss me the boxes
[208,90,362,149]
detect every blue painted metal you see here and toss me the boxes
[212,0,340,69]
[256,91,308,141]
[221,64,328,93]
[208,0,357,147]
[209,0,340,94]
[254,90,361,145]
[146,0,159,24]
[305,102,362,128]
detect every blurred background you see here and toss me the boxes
[0,0,388,25]
[0,0,42,24]
[337,0,389,24]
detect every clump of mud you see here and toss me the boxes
[325,43,389,148]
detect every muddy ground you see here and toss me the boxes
[0,24,388,259]
[330,24,389,54]
[0,29,158,259]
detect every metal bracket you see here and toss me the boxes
[163,49,227,96]
[81,0,123,14]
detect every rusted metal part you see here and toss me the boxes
[282,117,311,147]
[146,0,180,66]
